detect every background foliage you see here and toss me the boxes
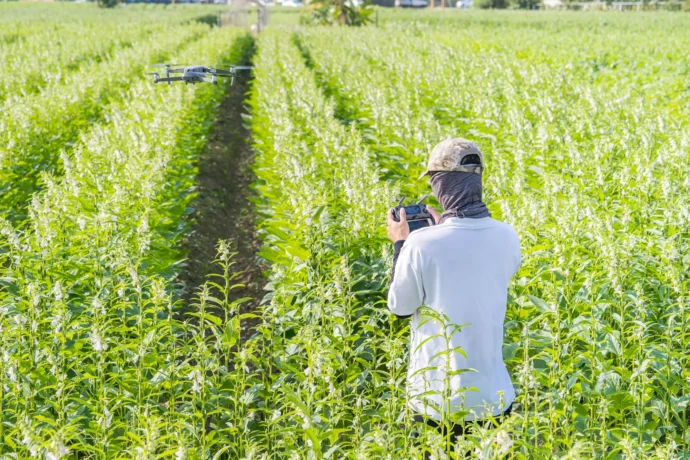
[300,0,376,26]
[1,4,689,459]
[245,16,690,457]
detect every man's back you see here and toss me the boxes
[388,216,521,421]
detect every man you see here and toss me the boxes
[386,138,521,444]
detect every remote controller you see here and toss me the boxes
[392,196,436,232]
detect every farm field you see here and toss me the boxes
[1,4,689,459]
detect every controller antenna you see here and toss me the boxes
[416,194,429,204]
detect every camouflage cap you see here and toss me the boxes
[418,138,484,179]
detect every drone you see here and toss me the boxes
[147,64,253,86]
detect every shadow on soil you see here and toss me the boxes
[178,35,265,341]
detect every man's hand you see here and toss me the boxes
[426,205,442,224]
[387,208,410,242]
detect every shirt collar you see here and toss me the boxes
[442,216,493,227]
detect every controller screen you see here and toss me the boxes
[405,205,421,214]
[408,220,429,232]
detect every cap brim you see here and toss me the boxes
[418,170,430,180]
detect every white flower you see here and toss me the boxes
[7,364,17,383]
[77,217,86,230]
[272,410,281,421]
[90,331,108,352]
[429,448,448,460]
[45,441,70,460]
[51,313,63,334]
[495,430,513,455]
[27,282,40,307]
[14,314,27,326]
[52,281,64,302]
[92,297,105,315]
[473,447,488,460]
[137,217,148,234]
[188,370,202,393]
[300,412,310,429]
[21,428,39,457]
[175,445,186,460]
[98,406,113,429]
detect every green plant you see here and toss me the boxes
[0,22,255,457]
[300,0,375,26]
[515,0,540,9]
[476,0,512,9]
[97,0,120,8]
[0,12,215,224]
[248,15,690,457]
[2,6,690,459]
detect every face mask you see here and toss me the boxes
[430,171,491,221]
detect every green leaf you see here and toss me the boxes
[608,392,635,411]
[528,295,553,314]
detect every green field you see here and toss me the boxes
[1,4,689,459]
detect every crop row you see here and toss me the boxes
[0,22,212,224]
[236,30,501,458]
[0,20,181,103]
[0,27,252,458]
[1,9,687,458]
[0,3,216,24]
[291,22,690,456]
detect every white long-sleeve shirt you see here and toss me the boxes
[388,216,521,422]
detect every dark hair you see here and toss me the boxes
[461,154,481,165]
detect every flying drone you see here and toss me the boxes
[147,64,253,86]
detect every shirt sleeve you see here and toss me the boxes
[390,240,406,282]
[388,240,425,317]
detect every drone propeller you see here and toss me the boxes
[215,70,252,77]
[150,63,187,68]
[216,64,254,69]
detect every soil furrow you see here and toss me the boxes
[178,37,265,342]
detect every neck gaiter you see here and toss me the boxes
[429,171,491,222]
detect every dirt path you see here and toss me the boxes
[179,61,265,341]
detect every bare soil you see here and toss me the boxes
[178,71,265,342]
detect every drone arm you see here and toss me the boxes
[155,76,185,83]
[209,68,233,76]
